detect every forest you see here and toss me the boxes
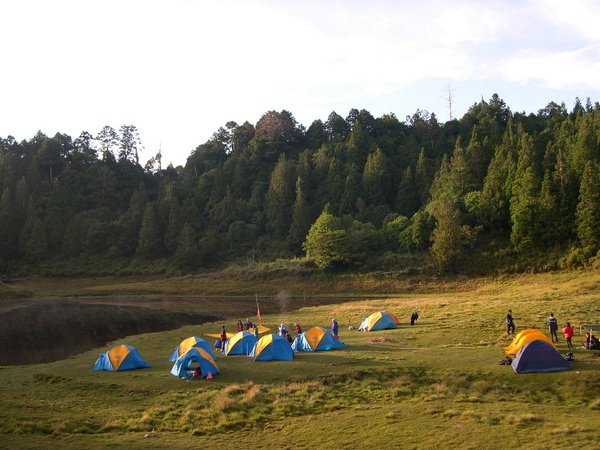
[1,94,599,276]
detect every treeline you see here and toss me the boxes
[1,95,600,275]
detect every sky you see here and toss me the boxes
[2,0,600,167]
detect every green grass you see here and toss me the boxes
[1,270,600,449]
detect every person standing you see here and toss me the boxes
[506,310,515,335]
[219,326,227,350]
[547,313,559,343]
[331,318,339,339]
[244,318,253,330]
[410,310,419,326]
[236,320,244,332]
[294,322,302,335]
[562,322,574,350]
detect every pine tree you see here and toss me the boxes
[175,222,199,267]
[575,161,600,255]
[25,219,48,263]
[137,203,161,259]
[265,154,295,237]
[287,177,312,254]
[362,148,393,207]
[429,195,464,272]
[0,188,17,260]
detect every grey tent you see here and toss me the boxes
[512,339,571,374]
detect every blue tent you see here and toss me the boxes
[249,334,294,361]
[292,326,346,352]
[170,347,220,379]
[512,339,571,374]
[168,336,216,361]
[223,331,258,355]
[358,311,400,332]
[92,345,152,372]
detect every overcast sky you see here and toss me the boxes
[2,0,599,167]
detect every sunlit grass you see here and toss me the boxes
[1,270,600,448]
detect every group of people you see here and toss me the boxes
[506,309,596,351]
[216,318,341,349]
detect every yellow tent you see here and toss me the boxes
[505,331,557,355]
[504,329,545,350]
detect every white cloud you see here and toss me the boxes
[1,0,599,165]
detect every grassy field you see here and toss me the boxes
[1,270,599,449]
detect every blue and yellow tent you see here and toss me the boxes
[170,347,220,379]
[512,340,571,373]
[92,344,152,372]
[223,331,257,355]
[292,326,346,352]
[358,311,400,332]
[168,336,216,361]
[249,334,294,361]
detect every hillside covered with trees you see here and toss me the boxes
[1,95,599,276]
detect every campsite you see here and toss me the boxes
[1,271,600,449]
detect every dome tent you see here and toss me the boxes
[168,336,216,361]
[505,331,556,355]
[249,334,294,361]
[223,331,258,355]
[170,347,220,379]
[512,339,571,374]
[358,311,401,332]
[504,329,546,351]
[92,345,152,372]
[292,326,346,352]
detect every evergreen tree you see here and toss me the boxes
[362,148,393,207]
[429,196,464,272]
[575,161,600,255]
[287,177,312,254]
[265,154,295,237]
[25,219,48,263]
[175,222,199,267]
[137,203,161,258]
[0,188,17,260]
[510,167,543,252]
[338,163,360,216]
[395,166,419,217]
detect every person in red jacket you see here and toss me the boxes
[562,322,574,350]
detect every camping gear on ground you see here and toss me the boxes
[505,330,557,355]
[511,339,571,373]
[92,344,152,372]
[168,336,216,361]
[170,347,219,379]
[291,326,347,352]
[358,311,401,332]
[249,334,294,361]
[222,331,258,355]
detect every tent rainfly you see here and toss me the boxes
[512,339,571,374]
[170,347,219,379]
[249,334,294,361]
[168,336,216,361]
[292,326,346,352]
[222,331,258,355]
[358,311,401,332]
[92,345,152,372]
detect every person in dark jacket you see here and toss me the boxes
[547,313,559,343]
[506,310,515,335]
